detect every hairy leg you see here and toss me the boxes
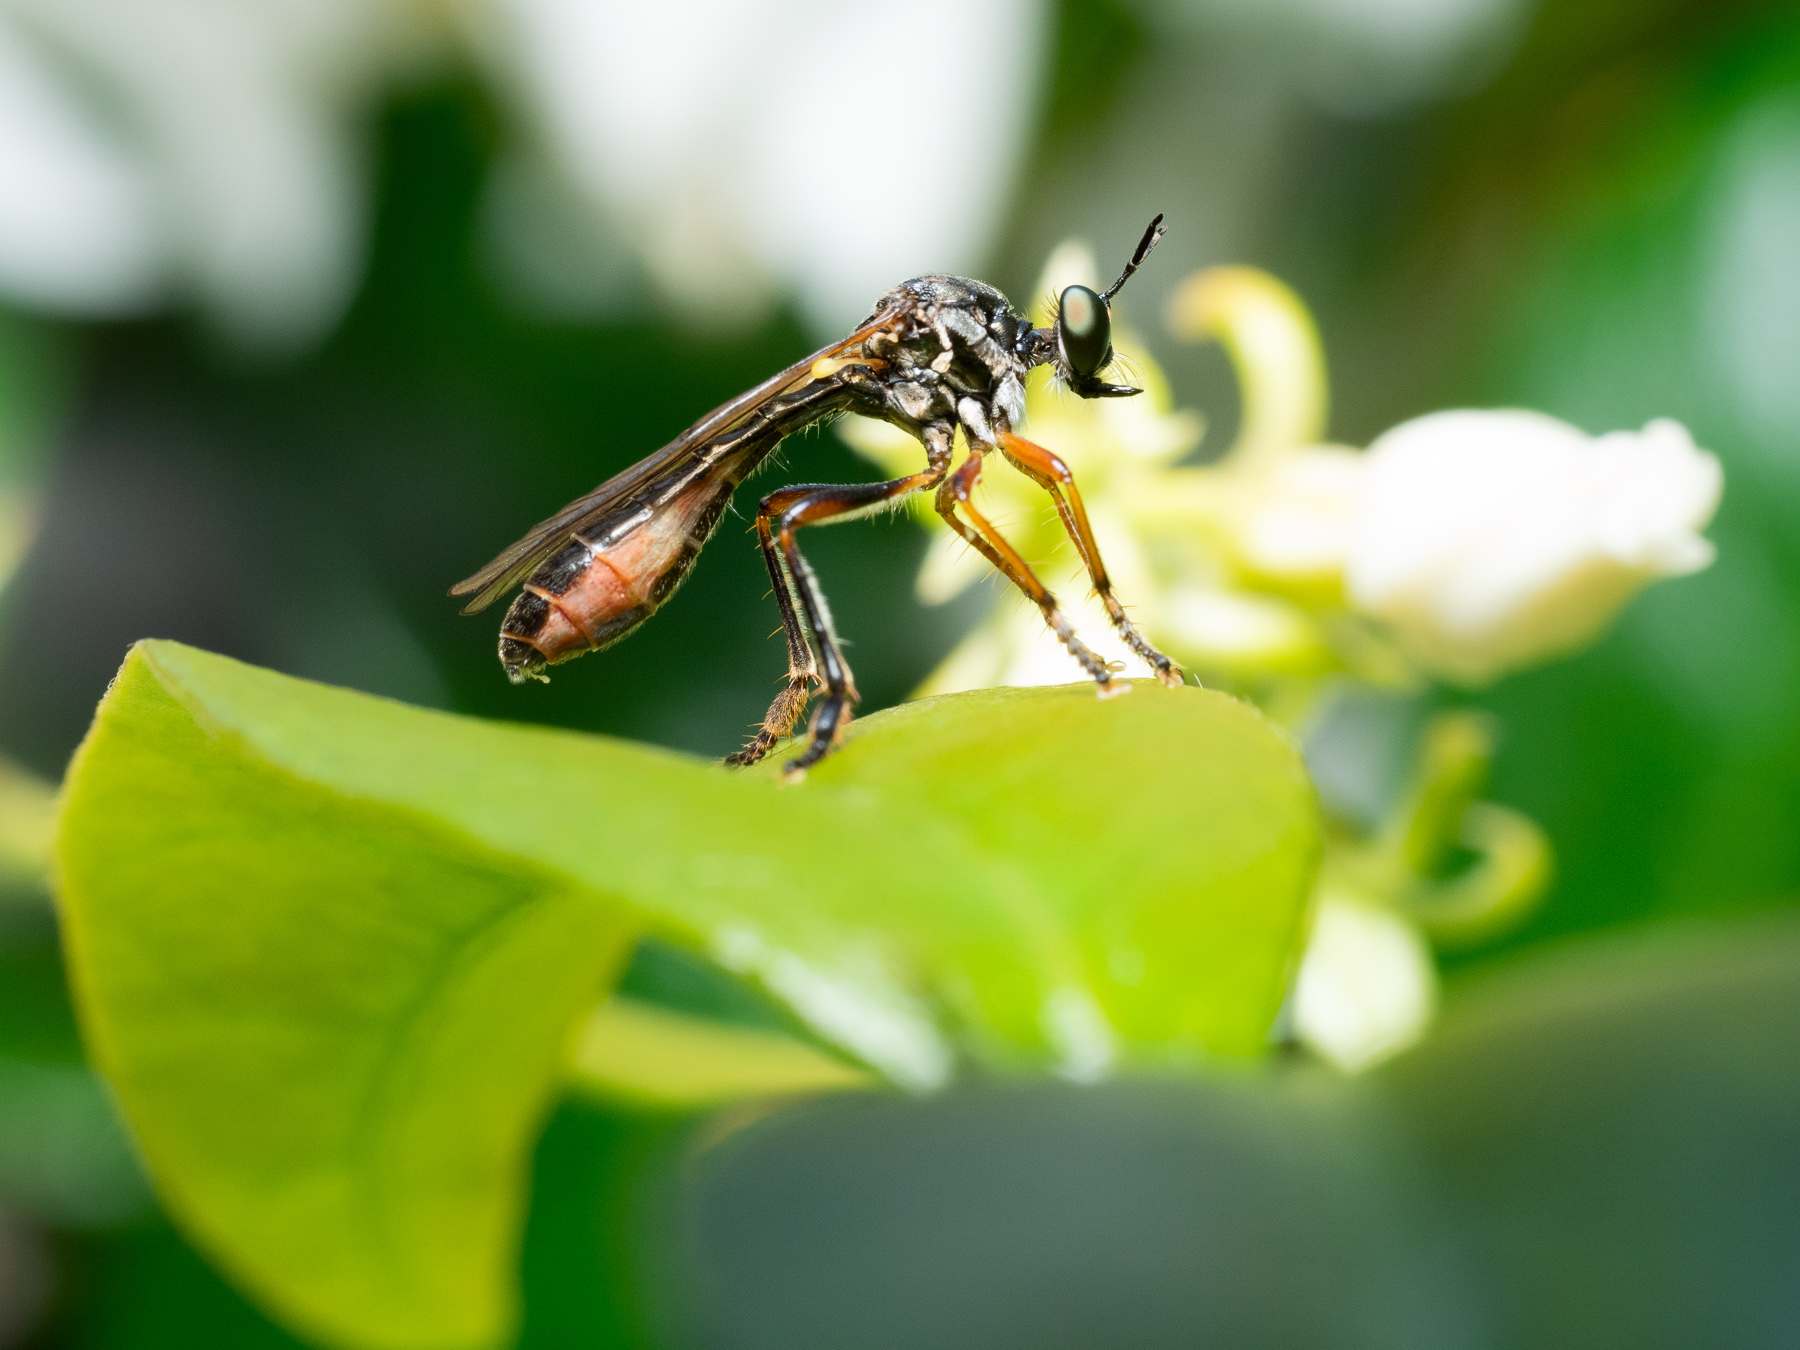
[933,450,1120,693]
[730,426,953,775]
[998,431,1182,688]
[724,512,821,766]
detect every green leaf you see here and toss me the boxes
[742,684,1321,1064]
[57,649,636,1350]
[567,997,873,1109]
[56,641,1318,1350]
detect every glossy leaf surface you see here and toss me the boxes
[56,641,1318,1349]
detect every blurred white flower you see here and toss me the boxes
[1346,411,1724,684]
[474,0,1046,332]
[0,0,429,348]
[861,242,1723,704]
[0,17,162,314]
[0,0,1047,346]
[1290,893,1435,1072]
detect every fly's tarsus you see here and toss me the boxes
[725,672,815,767]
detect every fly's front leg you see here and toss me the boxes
[934,452,1121,695]
[735,427,953,777]
[998,431,1183,688]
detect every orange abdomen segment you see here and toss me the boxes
[497,477,732,681]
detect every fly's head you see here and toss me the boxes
[855,216,1164,443]
[1039,213,1166,400]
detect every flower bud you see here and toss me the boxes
[1345,412,1722,684]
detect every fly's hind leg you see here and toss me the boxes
[733,426,953,777]
[998,431,1183,688]
[934,451,1121,694]
[726,513,821,767]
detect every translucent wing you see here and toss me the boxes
[450,304,905,614]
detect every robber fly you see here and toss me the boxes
[453,216,1182,778]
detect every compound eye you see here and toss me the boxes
[1057,285,1112,381]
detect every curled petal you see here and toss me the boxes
[1167,265,1328,464]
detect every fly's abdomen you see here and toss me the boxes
[498,476,733,682]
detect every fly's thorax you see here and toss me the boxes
[865,275,1033,440]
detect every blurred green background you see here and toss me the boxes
[0,0,1797,1344]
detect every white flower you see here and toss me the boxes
[866,247,1723,700]
[1345,411,1723,684]
[0,0,1046,344]
[0,0,424,347]
[0,16,161,315]
[477,0,1044,332]
[1290,893,1437,1073]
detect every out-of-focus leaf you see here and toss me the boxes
[1371,913,1800,1348]
[0,915,148,1226]
[0,755,56,896]
[55,641,1317,1350]
[0,1059,148,1226]
[671,914,1800,1350]
[568,999,872,1109]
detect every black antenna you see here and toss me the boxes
[1101,214,1166,304]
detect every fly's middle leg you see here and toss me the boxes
[933,451,1120,694]
[998,431,1183,688]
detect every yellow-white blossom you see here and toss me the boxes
[1293,711,1551,1071]
[853,251,1723,699]
[841,248,1336,694]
